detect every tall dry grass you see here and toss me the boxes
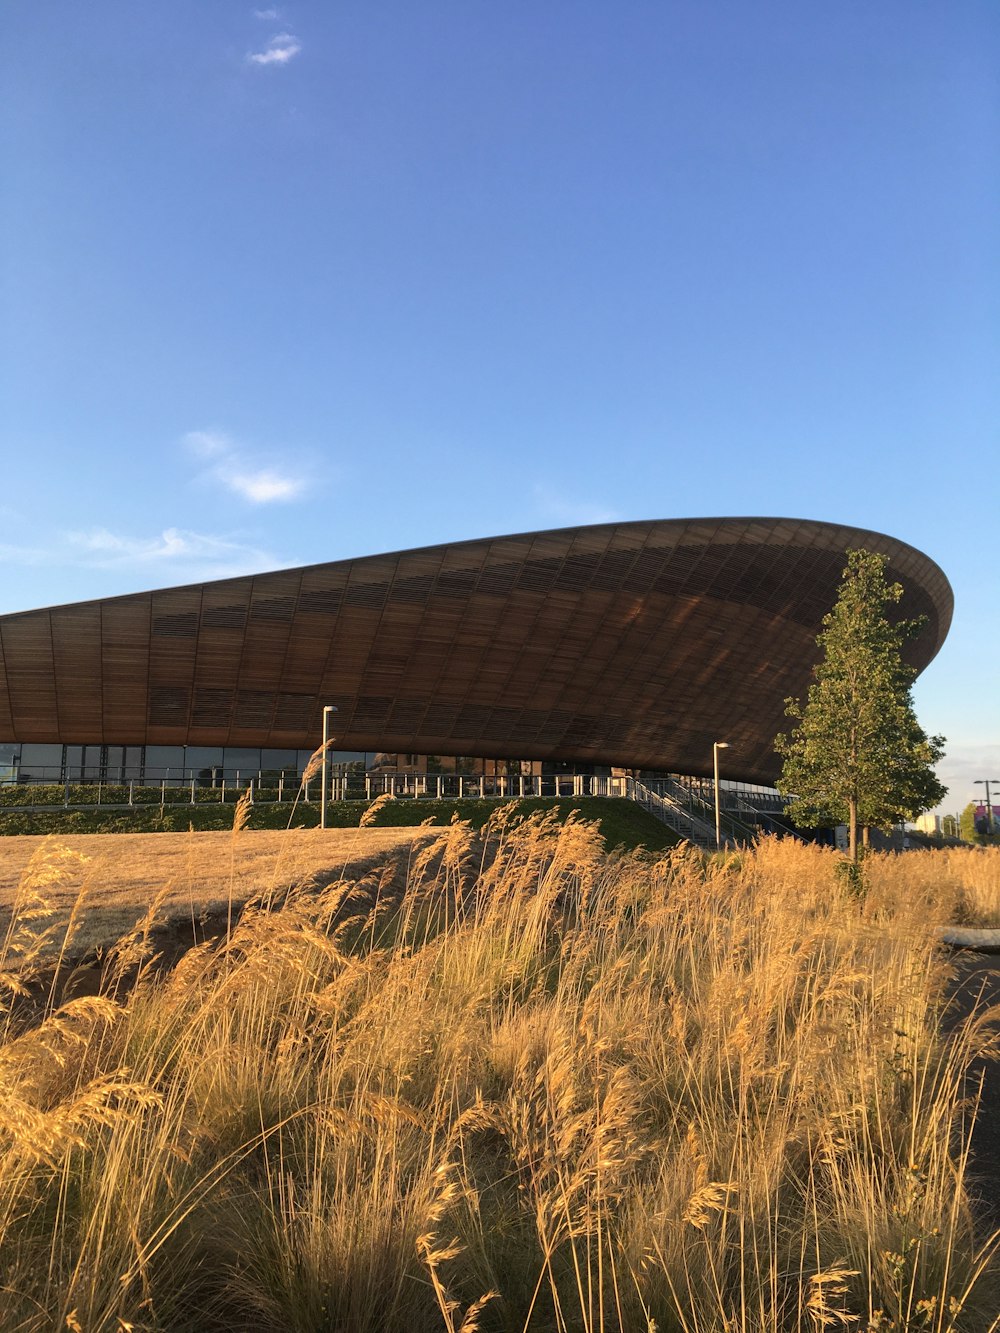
[0,817,998,1332]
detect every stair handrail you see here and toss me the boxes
[729,791,806,841]
[627,778,718,846]
[658,775,759,845]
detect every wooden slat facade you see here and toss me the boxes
[0,518,953,784]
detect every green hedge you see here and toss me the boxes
[0,783,286,808]
[0,796,677,852]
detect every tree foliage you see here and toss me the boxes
[961,799,1000,844]
[775,549,946,862]
[960,802,979,843]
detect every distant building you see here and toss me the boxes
[914,813,942,835]
[0,517,952,788]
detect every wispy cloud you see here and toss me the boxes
[0,526,285,590]
[247,31,301,65]
[222,469,304,503]
[533,484,622,528]
[183,429,307,505]
[253,7,280,18]
[65,527,281,580]
[927,740,1000,815]
[0,541,49,566]
[184,429,229,460]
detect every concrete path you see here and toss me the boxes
[943,948,1000,1231]
[938,926,1000,954]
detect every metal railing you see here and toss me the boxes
[729,791,805,840]
[0,770,637,812]
[1,767,798,848]
[651,775,758,846]
[625,778,718,847]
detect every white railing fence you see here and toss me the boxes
[1,767,789,846]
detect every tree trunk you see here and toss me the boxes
[848,798,858,864]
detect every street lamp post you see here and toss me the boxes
[320,705,337,831]
[975,779,1000,837]
[713,741,729,851]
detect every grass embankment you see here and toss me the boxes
[2,814,1000,1331]
[0,825,440,959]
[0,792,677,852]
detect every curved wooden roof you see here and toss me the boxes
[0,517,952,784]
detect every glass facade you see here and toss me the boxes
[14,743,63,783]
[0,741,786,811]
[0,743,590,786]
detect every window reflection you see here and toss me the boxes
[17,744,63,783]
[0,742,628,791]
[144,746,186,782]
[0,742,19,783]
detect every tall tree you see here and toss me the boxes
[775,549,946,863]
[959,801,979,843]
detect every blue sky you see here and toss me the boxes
[2,2,997,813]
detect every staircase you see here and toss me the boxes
[625,778,718,848]
[626,775,800,849]
[659,775,760,847]
[729,791,805,841]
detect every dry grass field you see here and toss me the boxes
[1,808,1000,1332]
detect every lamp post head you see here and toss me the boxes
[714,741,729,750]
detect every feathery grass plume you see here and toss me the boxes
[416,1137,499,1333]
[418,1228,498,1333]
[436,816,476,921]
[0,832,998,1328]
[272,738,338,843]
[45,879,92,1014]
[484,797,521,833]
[0,993,121,1074]
[225,785,254,938]
[2,1071,162,1166]
[1,843,91,1006]
[300,740,336,788]
[231,785,253,836]
[103,882,173,991]
[805,1265,860,1329]
[359,791,395,827]
[0,992,157,1167]
[682,1180,739,1230]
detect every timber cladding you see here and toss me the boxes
[0,518,953,786]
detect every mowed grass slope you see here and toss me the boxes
[1,810,1000,1331]
[0,792,679,848]
[0,825,439,958]
[0,799,674,957]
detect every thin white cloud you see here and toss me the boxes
[532,485,621,528]
[65,527,280,580]
[182,429,307,505]
[247,32,301,65]
[253,7,280,18]
[0,541,49,566]
[183,429,229,460]
[223,468,304,504]
[0,526,284,589]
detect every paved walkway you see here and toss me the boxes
[945,950,1000,1230]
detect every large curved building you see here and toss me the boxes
[0,517,952,788]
